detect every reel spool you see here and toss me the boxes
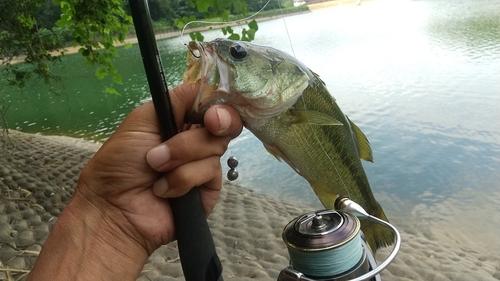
[278,197,401,281]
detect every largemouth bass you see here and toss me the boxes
[183,38,394,251]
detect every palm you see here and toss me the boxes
[80,124,176,252]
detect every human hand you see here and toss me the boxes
[74,83,241,254]
[28,83,242,280]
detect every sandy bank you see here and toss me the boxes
[1,131,499,280]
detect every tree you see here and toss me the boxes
[1,0,66,88]
[55,0,133,94]
[1,0,258,93]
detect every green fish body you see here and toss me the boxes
[184,38,394,251]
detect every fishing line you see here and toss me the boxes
[277,2,297,58]
[277,0,352,201]
[179,0,272,46]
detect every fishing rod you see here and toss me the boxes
[128,1,223,280]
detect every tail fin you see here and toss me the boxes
[360,201,395,253]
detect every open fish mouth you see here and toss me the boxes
[183,41,232,124]
[183,41,214,84]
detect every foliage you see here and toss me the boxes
[221,20,258,42]
[0,0,66,88]
[173,0,300,42]
[55,0,133,94]
[174,0,250,41]
[1,0,302,95]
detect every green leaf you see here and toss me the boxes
[222,26,235,35]
[245,28,256,41]
[189,31,204,41]
[232,0,242,13]
[124,15,133,23]
[228,33,240,40]
[174,18,186,29]
[248,19,258,31]
[112,74,122,84]
[194,32,204,42]
[196,0,211,13]
[105,87,118,95]
[57,14,71,27]
[219,0,232,9]
[95,67,107,80]
[59,1,70,9]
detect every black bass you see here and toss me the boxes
[183,38,394,251]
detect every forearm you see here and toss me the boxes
[27,188,148,281]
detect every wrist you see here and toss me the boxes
[28,184,148,281]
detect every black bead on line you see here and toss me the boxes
[227,156,238,181]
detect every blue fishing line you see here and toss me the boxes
[288,232,364,278]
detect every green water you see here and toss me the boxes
[1,41,187,140]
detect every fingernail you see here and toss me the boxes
[146,144,170,169]
[153,178,169,197]
[216,106,231,132]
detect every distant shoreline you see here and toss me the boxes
[4,0,366,65]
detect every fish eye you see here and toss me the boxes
[230,44,247,60]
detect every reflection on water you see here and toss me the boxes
[424,0,500,62]
[2,0,500,262]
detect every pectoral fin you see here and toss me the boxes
[263,143,284,162]
[264,143,303,175]
[347,117,373,162]
[291,109,343,126]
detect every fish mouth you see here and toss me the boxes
[183,41,232,124]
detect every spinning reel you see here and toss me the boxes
[278,196,401,281]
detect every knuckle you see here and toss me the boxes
[217,136,230,155]
[209,156,222,173]
[179,133,196,154]
[176,169,192,187]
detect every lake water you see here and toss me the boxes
[2,0,500,262]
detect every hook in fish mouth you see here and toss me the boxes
[183,40,233,125]
[189,48,200,58]
[183,41,216,124]
[188,42,203,58]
